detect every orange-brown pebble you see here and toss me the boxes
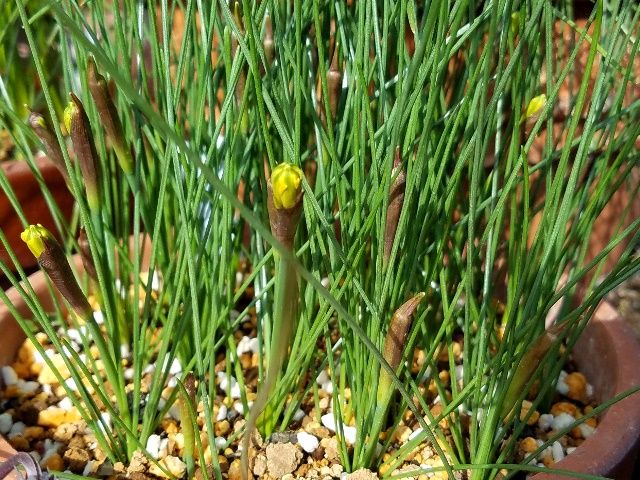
[519,437,538,453]
[23,426,44,440]
[161,418,179,434]
[38,407,81,427]
[37,354,71,384]
[519,400,540,426]
[550,401,578,418]
[43,453,65,471]
[2,385,21,399]
[11,361,31,379]
[542,456,555,467]
[570,426,583,439]
[565,372,587,401]
[9,435,29,450]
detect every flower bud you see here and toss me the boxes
[267,163,304,251]
[263,15,274,66]
[525,94,546,119]
[78,228,97,281]
[271,163,303,210]
[87,57,132,174]
[28,111,69,183]
[20,224,50,258]
[377,292,425,403]
[65,93,100,212]
[383,148,406,265]
[327,48,342,120]
[21,224,92,317]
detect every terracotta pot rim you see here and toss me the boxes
[0,268,639,478]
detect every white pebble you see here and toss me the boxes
[64,378,78,392]
[556,370,569,395]
[167,377,178,388]
[8,422,25,439]
[17,380,39,395]
[552,413,575,431]
[1,366,18,386]
[566,447,577,455]
[454,365,464,382]
[233,401,246,415]
[0,413,12,434]
[66,329,82,344]
[586,383,594,399]
[579,424,595,438]
[321,413,336,432]
[321,277,330,288]
[552,441,565,462]
[82,460,95,477]
[297,432,319,453]
[293,409,305,422]
[214,437,226,450]
[158,438,169,458]
[322,381,334,394]
[146,434,162,459]
[93,311,104,324]
[216,405,228,421]
[169,358,182,375]
[120,344,131,359]
[150,271,162,291]
[100,412,112,432]
[236,336,260,356]
[143,363,156,375]
[42,384,53,395]
[124,368,135,380]
[230,382,241,399]
[538,413,554,431]
[408,428,423,441]
[316,370,330,386]
[58,397,74,411]
[342,425,357,445]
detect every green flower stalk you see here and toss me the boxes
[363,292,425,466]
[87,57,132,175]
[241,162,304,480]
[64,93,101,213]
[28,111,69,184]
[383,148,406,265]
[21,224,93,318]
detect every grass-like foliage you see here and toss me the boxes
[0,0,639,479]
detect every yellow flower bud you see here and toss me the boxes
[63,100,78,135]
[271,163,303,210]
[20,224,51,259]
[525,94,546,119]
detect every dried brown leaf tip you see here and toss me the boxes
[64,93,101,212]
[28,111,69,183]
[87,57,132,174]
[383,148,406,265]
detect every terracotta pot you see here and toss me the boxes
[0,156,74,273]
[531,302,640,479]
[1,260,639,477]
